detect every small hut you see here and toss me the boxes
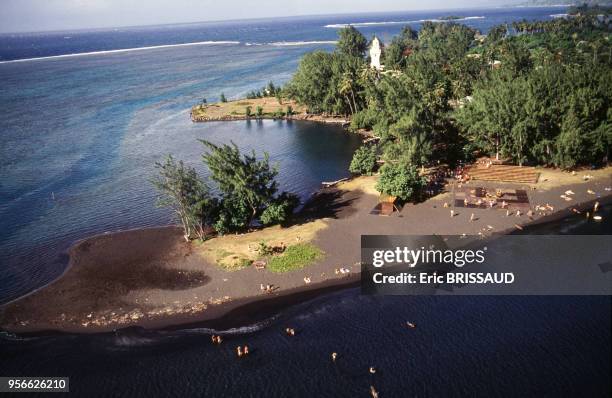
[370,193,400,216]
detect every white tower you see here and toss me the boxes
[369,36,383,70]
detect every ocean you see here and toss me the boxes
[1,6,610,397]
[0,6,571,305]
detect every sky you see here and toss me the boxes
[0,0,524,33]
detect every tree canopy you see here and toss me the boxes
[201,140,279,230]
[152,141,299,239]
[151,155,217,241]
[288,8,610,171]
[337,26,368,58]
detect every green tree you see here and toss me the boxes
[498,40,532,78]
[151,155,217,241]
[286,51,337,113]
[375,163,427,201]
[383,26,418,69]
[266,81,276,96]
[487,25,507,43]
[349,145,377,175]
[339,72,358,115]
[384,132,433,167]
[245,106,252,117]
[214,196,251,235]
[260,192,300,226]
[220,93,227,103]
[256,106,264,118]
[286,35,366,115]
[455,75,524,162]
[201,140,278,231]
[337,25,368,58]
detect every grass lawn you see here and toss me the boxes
[267,243,324,273]
[197,220,328,270]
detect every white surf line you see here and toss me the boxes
[324,16,485,28]
[0,41,241,64]
[269,40,338,46]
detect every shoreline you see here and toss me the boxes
[191,112,352,126]
[3,194,607,338]
[1,169,610,336]
[189,97,352,127]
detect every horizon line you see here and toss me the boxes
[0,4,566,35]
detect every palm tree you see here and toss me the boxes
[339,72,358,116]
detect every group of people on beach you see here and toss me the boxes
[453,164,470,184]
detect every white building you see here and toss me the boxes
[369,36,383,70]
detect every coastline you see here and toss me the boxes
[1,167,610,335]
[191,111,351,126]
[190,97,352,126]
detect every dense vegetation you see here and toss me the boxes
[152,142,298,240]
[349,145,377,175]
[286,10,611,198]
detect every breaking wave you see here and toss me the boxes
[0,41,241,64]
[268,40,337,46]
[324,16,485,28]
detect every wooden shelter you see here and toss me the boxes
[370,193,400,216]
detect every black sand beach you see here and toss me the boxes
[1,167,610,334]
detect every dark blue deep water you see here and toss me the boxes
[2,6,610,397]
